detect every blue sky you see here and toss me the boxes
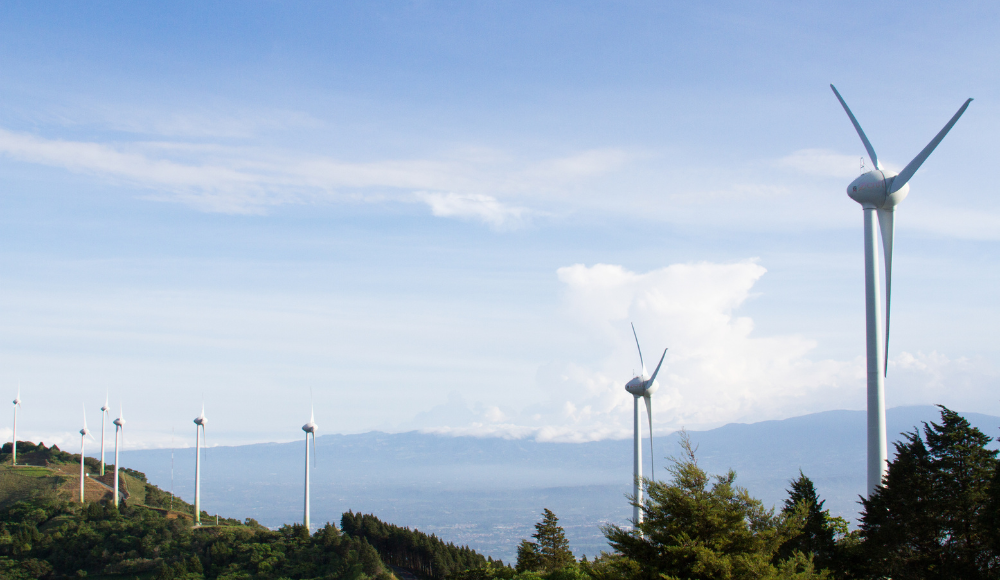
[0,1,998,448]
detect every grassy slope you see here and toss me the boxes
[0,441,237,524]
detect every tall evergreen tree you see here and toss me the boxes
[860,405,997,579]
[778,472,838,569]
[604,434,826,580]
[516,508,575,572]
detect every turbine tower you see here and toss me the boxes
[11,386,21,466]
[113,406,124,507]
[624,324,666,527]
[193,405,207,526]
[79,406,93,503]
[830,85,972,496]
[100,395,110,476]
[302,408,317,530]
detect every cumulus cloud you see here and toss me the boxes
[412,261,865,441]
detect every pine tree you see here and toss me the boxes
[516,509,575,572]
[860,405,997,579]
[604,433,826,580]
[779,472,838,569]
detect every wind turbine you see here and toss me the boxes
[79,405,95,503]
[11,386,21,466]
[113,406,124,508]
[624,323,666,527]
[302,407,317,531]
[193,405,207,526]
[100,394,110,476]
[830,85,972,496]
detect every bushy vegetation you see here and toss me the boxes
[0,494,394,579]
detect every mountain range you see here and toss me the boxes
[117,405,1000,562]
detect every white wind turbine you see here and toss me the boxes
[194,405,207,526]
[624,323,666,527]
[11,385,21,466]
[100,395,110,476]
[302,407,317,530]
[830,85,972,496]
[113,406,125,507]
[79,405,95,503]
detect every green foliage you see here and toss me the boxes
[0,492,395,579]
[777,472,842,573]
[859,405,998,580]
[340,511,489,579]
[603,433,827,580]
[516,509,574,573]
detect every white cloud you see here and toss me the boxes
[415,191,529,229]
[409,261,864,441]
[0,126,637,219]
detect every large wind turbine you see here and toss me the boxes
[100,395,110,475]
[79,406,94,503]
[113,406,124,507]
[624,324,666,527]
[194,405,207,526]
[11,386,21,466]
[830,85,972,496]
[302,408,317,530]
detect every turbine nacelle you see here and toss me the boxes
[80,427,90,436]
[113,417,124,428]
[624,376,659,397]
[194,415,207,426]
[302,421,317,434]
[847,170,910,209]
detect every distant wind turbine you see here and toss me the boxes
[830,84,972,496]
[624,324,666,527]
[194,405,207,526]
[100,394,110,475]
[79,405,94,503]
[113,406,125,507]
[11,385,21,466]
[302,407,317,530]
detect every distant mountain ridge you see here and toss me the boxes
[119,405,1000,562]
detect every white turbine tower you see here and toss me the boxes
[79,406,94,503]
[100,395,110,476]
[624,324,666,527]
[11,386,21,466]
[194,405,207,526]
[113,406,124,508]
[302,408,317,530]
[831,85,972,496]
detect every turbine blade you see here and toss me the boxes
[312,432,317,468]
[643,394,654,482]
[830,84,881,170]
[631,323,644,372]
[877,208,894,377]
[648,348,668,385]
[890,98,972,193]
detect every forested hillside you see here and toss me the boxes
[341,511,492,579]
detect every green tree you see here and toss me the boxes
[604,433,827,580]
[516,509,575,573]
[516,539,542,573]
[860,405,997,579]
[778,472,841,570]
